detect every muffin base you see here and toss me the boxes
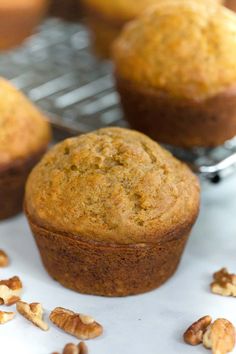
[0,1,48,50]
[0,150,46,220]
[116,76,236,148]
[83,6,124,58]
[26,210,197,297]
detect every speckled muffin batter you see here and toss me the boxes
[0,78,51,219]
[25,127,200,296]
[113,1,236,147]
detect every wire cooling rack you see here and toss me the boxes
[0,18,236,183]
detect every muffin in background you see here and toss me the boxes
[0,78,51,220]
[82,0,222,58]
[225,0,236,11]
[0,0,48,50]
[113,1,236,148]
[25,127,200,297]
[49,0,82,21]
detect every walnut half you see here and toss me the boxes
[211,268,236,297]
[50,307,103,340]
[183,315,212,345]
[16,301,49,331]
[0,276,22,305]
[63,342,88,354]
[203,318,235,354]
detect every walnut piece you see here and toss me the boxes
[0,310,15,324]
[0,276,22,305]
[63,342,88,354]
[16,301,49,331]
[0,250,9,267]
[183,315,212,345]
[203,318,235,354]
[50,307,103,340]
[211,268,236,297]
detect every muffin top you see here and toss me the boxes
[26,127,200,244]
[83,0,222,23]
[0,78,51,166]
[113,1,236,100]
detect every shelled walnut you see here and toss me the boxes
[203,319,235,354]
[183,315,212,345]
[16,301,49,331]
[50,307,103,340]
[0,276,22,305]
[0,310,15,324]
[211,268,236,297]
[0,250,9,267]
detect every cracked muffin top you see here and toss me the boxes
[0,78,51,166]
[25,127,200,244]
[113,1,236,100]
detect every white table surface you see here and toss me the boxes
[1,174,236,354]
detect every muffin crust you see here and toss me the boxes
[26,128,199,244]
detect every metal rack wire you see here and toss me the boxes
[0,18,236,182]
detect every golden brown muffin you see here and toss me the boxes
[25,127,200,297]
[82,0,222,58]
[113,1,236,148]
[49,0,82,21]
[0,0,48,50]
[0,78,51,220]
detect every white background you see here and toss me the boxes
[0,175,236,354]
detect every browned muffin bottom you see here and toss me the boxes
[49,0,82,21]
[0,149,47,220]
[117,77,236,148]
[0,0,48,50]
[26,210,194,296]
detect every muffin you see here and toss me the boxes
[225,0,236,11]
[25,127,200,297]
[0,0,48,50]
[82,0,222,58]
[113,1,236,148]
[49,0,82,21]
[0,78,51,220]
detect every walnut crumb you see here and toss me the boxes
[203,318,235,354]
[211,268,236,297]
[0,276,22,305]
[0,250,9,267]
[0,310,15,324]
[16,301,49,331]
[183,315,212,345]
[50,307,103,340]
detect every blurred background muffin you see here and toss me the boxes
[82,0,222,58]
[25,127,200,296]
[113,1,236,148]
[224,0,236,11]
[49,0,82,21]
[0,0,48,50]
[0,78,51,220]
